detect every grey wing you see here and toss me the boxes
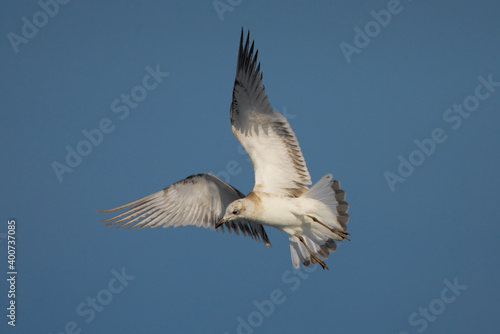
[99,173,271,247]
[230,30,311,197]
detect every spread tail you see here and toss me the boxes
[289,174,350,269]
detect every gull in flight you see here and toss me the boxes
[99,30,349,270]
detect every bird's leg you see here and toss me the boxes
[294,234,329,270]
[306,215,351,241]
[333,230,351,241]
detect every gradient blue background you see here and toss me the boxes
[2,1,500,333]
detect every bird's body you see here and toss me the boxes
[235,192,302,232]
[234,191,334,234]
[99,30,349,270]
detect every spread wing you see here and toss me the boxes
[98,173,271,247]
[231,30,311,197]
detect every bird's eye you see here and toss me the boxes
[232,209,239,215]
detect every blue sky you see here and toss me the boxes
[1,0,500,333]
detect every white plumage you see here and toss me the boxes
[99,30,349,270]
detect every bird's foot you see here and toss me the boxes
[306,215,350,241]
[312,252,329,270]
[295,234,329,270]
[333,230,351,241]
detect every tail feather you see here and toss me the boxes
[289,234,338,269]
[303,174,349,231]
[331,179,349,230]
[289,174,349,269]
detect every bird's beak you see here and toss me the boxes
[215,218,226,229]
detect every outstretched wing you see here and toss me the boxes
[230,30,311,197]
[99,173,271,247]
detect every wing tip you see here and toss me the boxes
[236,28,260,78]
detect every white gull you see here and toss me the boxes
[99,30,349,270]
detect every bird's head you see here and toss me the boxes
[215,199,247,229]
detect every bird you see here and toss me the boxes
[98,29,349,270]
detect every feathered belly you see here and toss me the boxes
[251,196,305,233]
